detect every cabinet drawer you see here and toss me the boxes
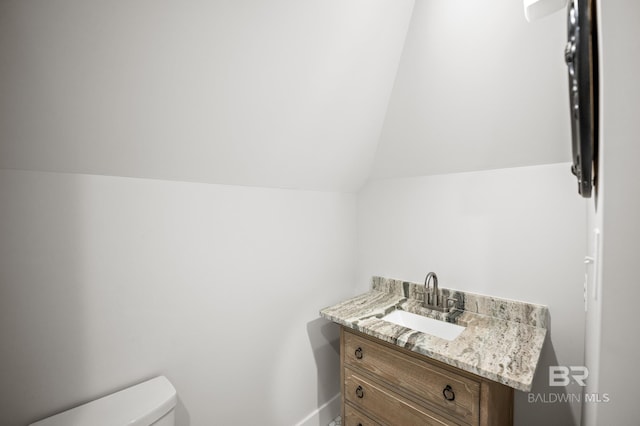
[344,330,480,424]
[344,403,380,426]
[345,367,460,426]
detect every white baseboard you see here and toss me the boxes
[295,393,341,426]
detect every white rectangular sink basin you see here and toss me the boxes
[381,310,465,341]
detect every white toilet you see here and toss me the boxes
[29,376,177,426]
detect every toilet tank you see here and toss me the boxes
[29,376,177,426]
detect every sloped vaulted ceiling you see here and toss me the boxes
[371,0,571,178]
[0,0,414,192]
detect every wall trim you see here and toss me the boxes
[295,394,341,426]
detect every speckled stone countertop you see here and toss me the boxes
[320,277,548,392]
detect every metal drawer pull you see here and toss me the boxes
[354,347,363,359]
[355,385,364,398]
[443,384,455,401]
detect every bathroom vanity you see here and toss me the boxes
[341,328,512,425]
[320,276,548,426]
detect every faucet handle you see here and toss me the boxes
[446,298,459,312]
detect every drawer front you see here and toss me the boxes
[344,330,480,424]
[345,367,460,426]
[344,403,380,426]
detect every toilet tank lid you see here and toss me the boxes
[29,376,177,426]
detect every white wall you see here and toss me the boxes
[370,0,570,178]
[357,163,586,425]
[583,1,640,424]
[0,0,414,192]
[0,169,356,426]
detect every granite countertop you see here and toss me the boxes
[320,277,548,392]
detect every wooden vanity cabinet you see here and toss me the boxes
[340,327,513,426]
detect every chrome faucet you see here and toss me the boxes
[424,272,440,307]
[424,272,457,312]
